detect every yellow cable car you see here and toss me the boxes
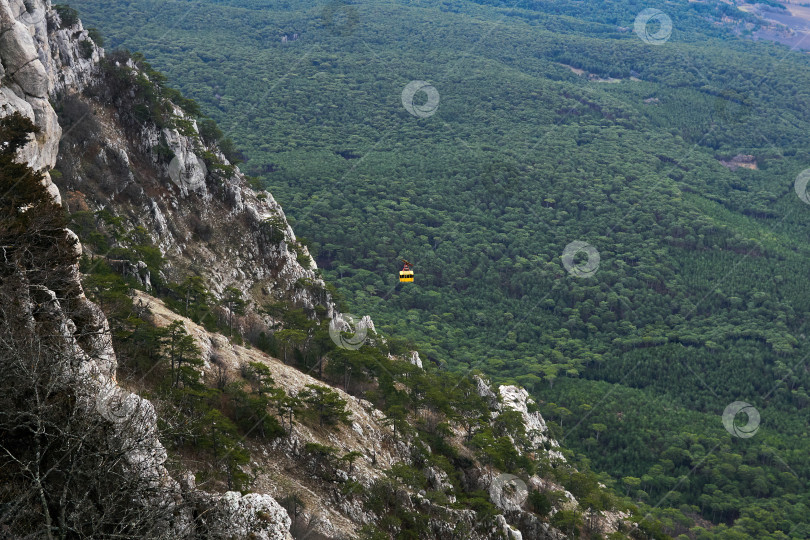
[399,259,414,283]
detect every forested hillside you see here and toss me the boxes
[68,0,810,536]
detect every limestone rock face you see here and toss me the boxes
[12,246,293,539]
[425,466,455,502]
[13,56,49,96]
[475,381,568,462]
[0,2,294,538]
[496,514,524,540]
[499,384,564,460]
[196,492,293,540]
[0,0,60,193]
[0,19,39,75]
[6,0,102,94]
[18,277,188,534]
[0,82,34,120]
[165,125,209,197]
[52,81,334,317]
[1,0,102,196]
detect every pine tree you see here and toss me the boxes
[244,361,274,397]
[222,286,246,336]
[164,320,202,388]
[300,384,352,427]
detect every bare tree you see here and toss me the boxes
[0,273,185,539]
[211,353,230,390]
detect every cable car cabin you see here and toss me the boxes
[399,261,414,283]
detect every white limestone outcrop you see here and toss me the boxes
[499,384,565,461]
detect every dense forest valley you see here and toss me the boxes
[14,0,810,536]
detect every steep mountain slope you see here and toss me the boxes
[0,1,291,537]
[129,289,624,539]
[52,54,330,320]
[0,2,640,539]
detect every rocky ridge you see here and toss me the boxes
[27,1,332,316]
[0,0,294,537]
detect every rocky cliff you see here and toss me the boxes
[53,78,333,314]
[6,0,332,316]
[0,1,294,537]
[0,2,632,538]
